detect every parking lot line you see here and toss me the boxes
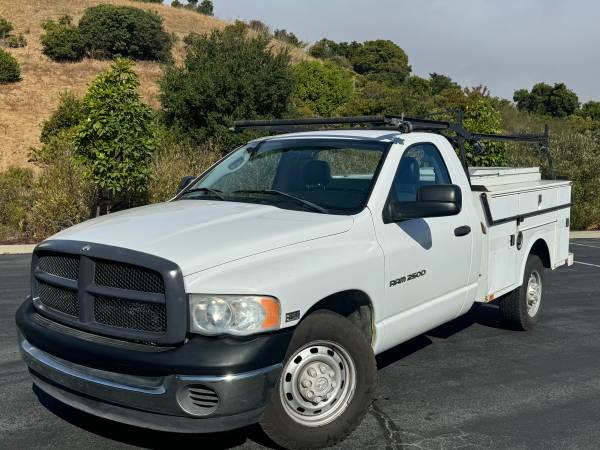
[574,260,600,268]
[571,242,600,250]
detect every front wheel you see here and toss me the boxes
[499,254,544,330]
[261,310,376,449]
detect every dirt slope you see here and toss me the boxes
[0,0,308,171]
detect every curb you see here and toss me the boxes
[0,244,37,255]
[570,231,600,239]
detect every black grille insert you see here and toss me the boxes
[95,261,164,293]
[93,296,167,333]
[38,254,79,280]
[37,282,79,316]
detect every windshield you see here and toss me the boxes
[177,138,390,214]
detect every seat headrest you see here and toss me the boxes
[397,156,420,186]
[302,160,331,188]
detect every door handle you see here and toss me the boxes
[454,225,471,237]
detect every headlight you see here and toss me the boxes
[189,294,281,336]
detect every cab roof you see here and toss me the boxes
[254,129,438,143]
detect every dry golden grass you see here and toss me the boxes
[0,0,309,171]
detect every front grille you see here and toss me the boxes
[177,385,220,416]
[93,296,167,333]
[37,281,79,316]
[95,261,164,293]
[31,242,185,345]
[38,254,79,280]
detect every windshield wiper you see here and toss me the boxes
[180,187,225,200]
[233,190,329,214]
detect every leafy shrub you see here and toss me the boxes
[171,0,183,7]
[40,92,84,144]
[463,99,506,167]
[0,17,13,39]
[0,48,21,83]
[148,130,221,203]
[74,58,157,210]
[26,137,94,241]
[41,18,85,62]
[0,167,34,242]
[4,33,27,48]
[505,129,600,230]
[579,101,600,121]
[78,5,172,61]
[160,23,294,141]
[292,61,353,117]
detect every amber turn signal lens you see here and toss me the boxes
[260,297,281,329]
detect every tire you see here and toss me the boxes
[499,254,544,330]
[261,310,377,449]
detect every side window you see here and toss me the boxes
[390,143,451,202]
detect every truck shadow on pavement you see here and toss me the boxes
[32,303,507,449]
[376,302,512,370]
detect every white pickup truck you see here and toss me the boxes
[16,115,573,449]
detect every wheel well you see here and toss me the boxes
[305,290,374,344]
[530,239,551,268]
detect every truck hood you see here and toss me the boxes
[49,200,354,276]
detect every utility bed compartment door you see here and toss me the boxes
[517,188,557,215]
[479,180,572,299]
[488,221,518,293]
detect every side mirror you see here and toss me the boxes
[385,184,462,223]
[178,176,196,194]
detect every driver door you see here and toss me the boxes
[373,142,473,327]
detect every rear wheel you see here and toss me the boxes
[261,310,376,449]
[499,254,544,330]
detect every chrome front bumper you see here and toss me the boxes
[19,333,282,433]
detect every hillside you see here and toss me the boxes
[0,0,309,171]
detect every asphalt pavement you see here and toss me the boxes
[1,240,600,449]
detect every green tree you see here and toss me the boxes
[513,82,579,117]
[197,0,214,16]
[74,58,157,211]
[341,79,433,118]
[350,40,411,86]
[292,61,353,116]
[309,39,360,62]
[160,23,294,142]
[579,101,600,121]
[464,99,506,167]
[429,73,460,95]
[78,5,172,61]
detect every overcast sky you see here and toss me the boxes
[204,0,598,102]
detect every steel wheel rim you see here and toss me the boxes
[526,270,542,317]
[279,340,357,427]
